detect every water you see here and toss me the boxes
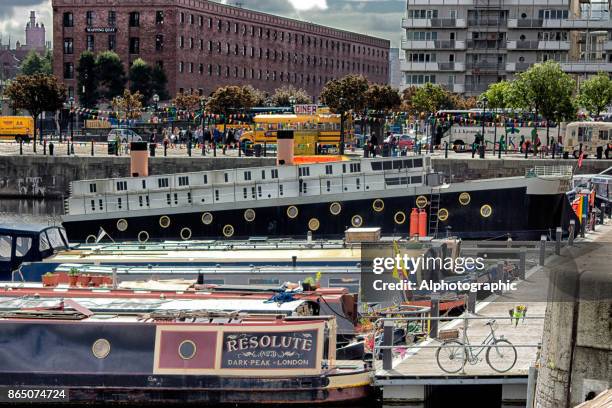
[0,198,63,224]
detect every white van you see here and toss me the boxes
[107,128,142,143]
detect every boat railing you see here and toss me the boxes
[526,165,573,177]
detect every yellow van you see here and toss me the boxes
[0,116,34,142]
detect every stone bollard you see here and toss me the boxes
[568,220,575,246]
[202,141,205,156]
[213,143,217,157]
[164,142,168,157]
[19,140,23,155]
[91,140,94,156]
[382,320,394,370]
[555,227,562,255]
[43,139,47,155]
[539,235,546,266]
[49,142,54,156]
[601,204,606,224]
[467,289,477,313]
[430,295,440,339]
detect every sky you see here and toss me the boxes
[0,0,404,48]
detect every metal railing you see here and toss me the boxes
[527,165,573,177]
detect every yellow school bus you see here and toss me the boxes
[0,116,34,142]
[239,111,352,155]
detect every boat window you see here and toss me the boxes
[383,161,392,170]
[166,193,171,205]
[158,178,169,188]
[403,159,413,168]
[139,196,143,207]
[178,176,189,186]
[15,236,32,257]
[249,278,280,285]
[99,199,103,210]
[356,178,360,188]
[142,180,146,189]
[261,170,266,179]
[271,169,278,179]
[39,233,50,252]
[203,174,208,184]
[89,183,97,193]
[244,171,252,181]
[325,165,333,175]
[299,167,310,177]
[414,158,423,167]
[202,279,225,285]
[385,177,409,186]
[326,180,331,192]
[186,192,191,204]
[342,164,346,173]
[174,193,178,205]
[411,175,423,184]
[251,187,256,199]
[146,195,151,206]
[116,181,127,191]
[329,277,359,293]
[47,228,66,250]
[0,235,12,261]
[350,163,361,173]
[279,184,284,196]
[118,197,122,209]
[371,162,383,171]
[90,199,95,211]
[393,160,403,169]
[224,173,229,182]
[243,188,248,199]
[257,186,262,197]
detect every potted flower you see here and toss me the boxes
[302,276,315,292]
[42,272,58,287]
[78,273,91,287]
[68,267,80,287]
[91,275,104,287]
[315,271,322,289]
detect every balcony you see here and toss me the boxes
[466,61,505,71]
[508,18,543,28]
[560,62,612,73]
[401,39,466,50]
[464,84,490,93]
[546,19,612,29]
[505,62,533,72]
[604,41,612,51]
[467,18,508,27]
[402,17,467,29]
[451,83,465,93]
[400,61,465,72]
[466,39,507,49]
[507,40,570,50]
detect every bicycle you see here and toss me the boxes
[436,319,517,374]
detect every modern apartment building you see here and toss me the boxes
[400,0,612,95]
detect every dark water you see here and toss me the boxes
[0,198,63,223]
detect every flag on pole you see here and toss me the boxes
[95,227,114,243]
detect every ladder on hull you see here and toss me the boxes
[429,188,441,238]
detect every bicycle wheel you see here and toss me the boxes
[436,340,466,374]
[486,339,517,373]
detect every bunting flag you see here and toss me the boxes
[572,195,583,222]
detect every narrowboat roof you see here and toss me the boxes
[0,223,63,235]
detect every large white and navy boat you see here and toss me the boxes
[62,156,576,242]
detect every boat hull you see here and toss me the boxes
[62,186,576,242]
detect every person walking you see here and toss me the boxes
[204,127,212,151]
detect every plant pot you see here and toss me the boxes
[69,275,79,287]
[91,275,103,287]
[42,274,57,287]
[78,275,92,287]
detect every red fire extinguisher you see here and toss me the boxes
[409,208,419,237]
[418,209,428,237]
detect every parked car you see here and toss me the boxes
[107,128,142,144]
[397,134,414,150]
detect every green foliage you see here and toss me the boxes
[173,92,202,112]
[151,64,169,101]
[320,74,369,113]
[68,267,79,276]
[271,85,311,106]
[242,85,266,106]
[409,83,449,114]
[4,74,66,145]
[129,58,153,104]
[365,84,401,112]
[20,50,52,76]
[95,51,126,100]
[111,89,143,120]
[76,51,98,108]
[481,81,512,110]
[578,72,612,116]
[205,85,259,115]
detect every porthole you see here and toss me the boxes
[308,218,320,231]
[138,231,149,243]
[394,211,406,225]
[116,219,128,232]
[372,199,385,212]
[287,205,299,219]
[351,215,363,228]
[329,202,342,215]
[92,338,111,359]
[223,224,235,237]
[244,209,256,222]
[438,208,449,222]
[159,215,171,228]
[180,227,192,240]
[458,192,471,206]
[480,204,493,218]
[416,195,428,209]
[86,234,97,244]
[201,212,213,225]
[178,340,197,360]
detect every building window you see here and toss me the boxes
[63,12,73,27]
[199,63,203,74]
[189,62,193,73]
[86,11,94,27]
[244,171,251,181]
[178,176,189,186]
[129,37,140,54]
[108,11,116,27]
[179,36,184,48]
[180,12,185,24]
[129,12,140,27]
[86,35,94,51]
[63,38,73,54]
[108,35,115,50]
[189,37,193,49]
[217,19,222,31]
[179,61,184,73]
[198,15,203,26]
[64,63,74,80]
[190,14,194,24]
[156,10,164,24]
[156,35,164,51]
[89,183,97,193]
[68,86,74,98]
[158,178,169,188]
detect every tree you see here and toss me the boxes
[4,74,66,151]
[242,85,266,106]
[481,81,512,110]
[20,50,52,76]
[128,58,154,105]
[151,64,169,101]
[173,92,202,112]
[365,84,401,139]
[76,51,98,108]
[206,85,258,115]
[320,74,369,153]
[95,51,126,100]
[578,72,612,117]
[271,85,311,106]
[507,61,575,143]
[111,89,143,123]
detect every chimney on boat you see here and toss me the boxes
[276,130,294,165]
[130,141,149,177]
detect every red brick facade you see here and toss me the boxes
[52,0,390,102]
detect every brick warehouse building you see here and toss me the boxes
[52,0,390,101]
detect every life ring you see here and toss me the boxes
[201,212,213,225]
[159,215,171,228]
[308,218,320,231]
[116,219,128,232]
[138,231,149,243]
[244,209,256,222]
[287,205,299,219]
[223,224,235,237]
[180,227,192,240]
[372,199,385,212]
[329,202,342,215]
[394,211,406,225]
[351,215,363,228]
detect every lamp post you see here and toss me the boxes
[153,93,160,137]
[479,96,488,158]
[429,114,435,153]
[338,97,347,155]
[69,96,75,155]
[289,96,296,111]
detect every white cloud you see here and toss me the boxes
[288,0,328,11]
